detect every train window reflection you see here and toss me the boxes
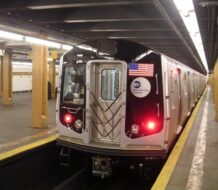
[62,66,85,105]
[101,69,119,101]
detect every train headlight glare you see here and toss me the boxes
[147,121,155,130]
[131,124,140,135]
[74,119,83,129]
[63,113,74,124]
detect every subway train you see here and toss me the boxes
[56,40,207,176]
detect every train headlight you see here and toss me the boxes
[131,124,140,135]
[63,113,74,124]
[147,121,155,130]
[74,119,83,130]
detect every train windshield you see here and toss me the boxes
[62,65,85,105]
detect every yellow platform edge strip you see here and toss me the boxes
[0,134,57,161]
[151,90,205,190]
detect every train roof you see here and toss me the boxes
[63,39,205,75]
[63,39,159,63]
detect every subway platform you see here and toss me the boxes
[1,87,217,190]
[0,92,57,158]
[152,86,218,190]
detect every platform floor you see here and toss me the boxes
[153,86,218,190]
[167,86,218,190]
[0,92,56,154]
[1,87,218,189]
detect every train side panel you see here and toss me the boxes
[161,56,180,147]
[161,55,206,148]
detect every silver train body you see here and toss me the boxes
[57,40,206,168]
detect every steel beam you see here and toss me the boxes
[50,21,171,32]
[29,5,165,24]
[28,0,152,10]
[198,1,218,7]
[32,44,48,128]
[59,21,171,32]
[153,0,206,74]
[2,50,12,105]
[0,15,82,45]
[74,31,177,39]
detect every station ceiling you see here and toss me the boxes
[0,0,217,74]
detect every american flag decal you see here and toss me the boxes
[128,63,154,77]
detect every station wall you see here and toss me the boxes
[12,63,58,92]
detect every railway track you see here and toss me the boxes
[52,161,163,190]
[0,141,163,190]
[0,142,78,190]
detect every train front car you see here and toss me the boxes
[57,40,167,176]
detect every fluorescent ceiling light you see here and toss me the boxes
[98,52,110,56]
[135,50,155,62]
[173,0,208,72]
[77,54,83,57]
[0,29,73,51]
[62,44,73,50]
[0,49,4,56]
[0,30,24,41]
[77,44,93,51]
[25,36,61,48]
[77,45,97,53]
[103,56,114,60]
[47,57,53,62]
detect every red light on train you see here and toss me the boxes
[147,121,156,130]
[173,70,178,75]
[63,113,75,124]
[172,69,181,75]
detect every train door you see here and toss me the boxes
[187,71,191,113]
[189,73,195,108]
[177,69,183,128]
[180,71,190,125]
[170,68,182,134]
[193,74,197,101]
[86,60,127,144]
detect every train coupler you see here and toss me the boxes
[92,157,112,178]
[60,146,71,166]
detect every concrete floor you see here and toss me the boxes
[167,87,218,190]
[0,92,57,153]
[1,88,218,189]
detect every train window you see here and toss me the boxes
[62,66,85,105]
[170,70,176,110]
[183,73,187,80]
[101,69,119,101]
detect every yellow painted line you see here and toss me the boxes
[0,128,57,150]
[13,72,32,76]
[152,90,206,190]
[0,134,57,161]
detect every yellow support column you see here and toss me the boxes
[214,59,218,122]
[49,60,56,99]
[0,56,3,97]
[208,74,213,86]
[32,45,48,128]
[2,51,12,105]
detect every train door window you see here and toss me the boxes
[62,65,85,105]
[101,69,119,101]
[183,73,187,94]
